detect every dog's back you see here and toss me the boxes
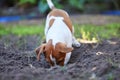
[46,15,72,47]
[45,0,73,35]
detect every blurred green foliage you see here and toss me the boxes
[68,0,85,10]
[19,0,36,5]
[17,0,119,13]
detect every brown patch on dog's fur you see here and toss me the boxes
[53,42,73,66]
[49,19,55,28]
[35,40,73,66]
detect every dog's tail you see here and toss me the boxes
[47,0,55,10]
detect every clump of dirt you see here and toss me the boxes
[0,35,120,80]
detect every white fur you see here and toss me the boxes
[45,16,72,47]
[50,54,56,65]
[64,52,72,65]
[46,0,54,9]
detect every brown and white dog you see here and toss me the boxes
[35,0,80,66]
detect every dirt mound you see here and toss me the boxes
[0,35,120,80]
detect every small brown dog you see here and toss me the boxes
[35,0,80,66]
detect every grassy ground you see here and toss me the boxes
[0,24,44,36]
[0,23,120,42]
[74,23,120,43]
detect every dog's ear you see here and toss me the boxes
[35,44,46,61]
[55,42,73,53]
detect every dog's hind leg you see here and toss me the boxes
[72,36,81,47]
[72,26,81,47]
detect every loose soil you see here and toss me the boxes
[0,15,120,80]
[0,35,120,80]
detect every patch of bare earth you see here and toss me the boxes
[0,15,120,80]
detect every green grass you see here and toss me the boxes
[0,23,120,42]
[0,24,44,36]
[74,23,120,42]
